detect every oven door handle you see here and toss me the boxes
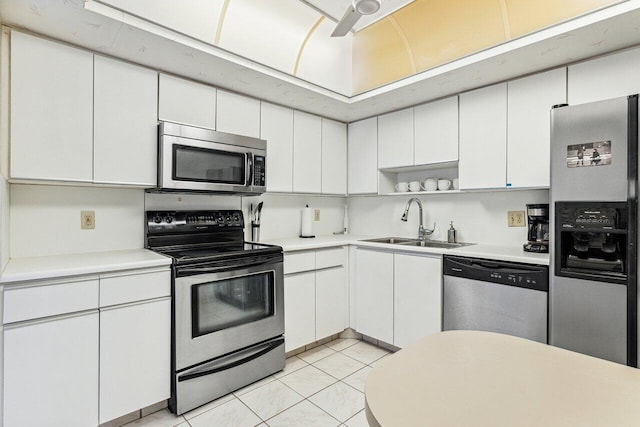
[176,255,281,276]
[178,337,284,382]
[176,254,281,277]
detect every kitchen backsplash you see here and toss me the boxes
[241,194,347,241]
[6,184,549,261]
[348,189,550,246]
[10,184,145,258]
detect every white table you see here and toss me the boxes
[365,331,640,426]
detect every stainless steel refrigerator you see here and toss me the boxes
[550,94,638,366]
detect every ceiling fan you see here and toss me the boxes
[331,0,382,37]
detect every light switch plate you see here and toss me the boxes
[314,209,320,221]
[81,211,95,229]
[507,210,526,227]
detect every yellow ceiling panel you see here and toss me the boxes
[393,0,507,72]
[505,0,623,38]
[353,17,417,94]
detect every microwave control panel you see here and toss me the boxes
[254,155,266,187]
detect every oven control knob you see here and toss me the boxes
[225,215,231,222]
[165,216,173,224]
[232,214,240,223]
[153,215,162,224]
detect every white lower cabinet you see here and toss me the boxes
[354,248,394,344]
[316,266,347,339]
[99,298,171,423]
[354,248,442,348]
[2,267,171,427]
[284,272,316,352]
[283,247,347,352]
[4,312,99,427]
[393,253,442,348]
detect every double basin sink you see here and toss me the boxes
[361,237,475,249]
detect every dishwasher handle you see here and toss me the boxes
[444,255,548,292]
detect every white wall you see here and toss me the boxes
[242,194,346,241]
[348,190,549,246]
[10,185,145,258]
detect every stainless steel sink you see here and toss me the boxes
[360,237,420,245]
[360,237,474,249]
[398,240,475,249]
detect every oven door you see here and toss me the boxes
[174,253,284,371]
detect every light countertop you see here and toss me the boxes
[261,235,549,265]
[365,331,640,427]
[1,249,172,284]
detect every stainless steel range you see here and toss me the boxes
[146,210,285,415]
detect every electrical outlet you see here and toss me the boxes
[81,211,95,229]
[314,209,320,221]
[507,210,526,227]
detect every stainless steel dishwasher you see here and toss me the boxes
[443,255,549,343]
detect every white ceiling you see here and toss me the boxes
[302,0,415,32]
[1,0,640,122]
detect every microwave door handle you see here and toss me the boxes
[246,153,253,186]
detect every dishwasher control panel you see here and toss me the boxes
[443,256,549,292]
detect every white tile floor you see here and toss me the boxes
[124,339,392,427]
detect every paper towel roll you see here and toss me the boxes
[301,206,314,237]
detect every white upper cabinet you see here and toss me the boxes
[414,96,459,165]
[216,91,260,138]
[348,117,378,194]
[293,111,322,193]
[261,102,294,193]
[94,56,158,186]
[321,118,347,195]
[10,31,93,182]
[378,108,414,169]
[507,68,566,189]
[158,74,216,129]
[568,47,640,106]
[459,83,508,190]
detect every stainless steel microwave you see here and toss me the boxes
[157,121,266,194]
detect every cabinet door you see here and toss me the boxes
[348,117,378,194]
[99,299,171,423]
[459,83,507,189]
[378,108,414,169]
[261,102,294,192]
[216,91,260,138]
[10,31,93,182]
[94,56,158,185]
[321,118,347,195]
[355,249,393,344]
[316,266,346,339]
[159,74,216,129]
[507,68,566,188]
[4,312,99,427]
[568,47,640,106]
[394,253,442,348]
[414,96,459,165]
[284,272,316,352]
[293,111,322,193]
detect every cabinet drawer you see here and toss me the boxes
[315,247,345,269]
[100,269,171,307]
[4,278,99,324]
[284,251,316,275]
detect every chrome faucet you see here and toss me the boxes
[401,198,435,241]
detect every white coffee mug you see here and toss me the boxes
[438,179,452,191]
[409,181,421,192]
[395,181,409,192]
[422,178,438,191]
[452,178,459,190]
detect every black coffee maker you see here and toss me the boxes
[523,204,549,253]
